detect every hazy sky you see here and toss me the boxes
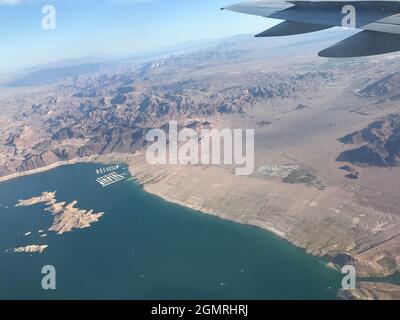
[0,0,273,73]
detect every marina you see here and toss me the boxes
[96,171,126,187]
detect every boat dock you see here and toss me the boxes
[96,171,126,187]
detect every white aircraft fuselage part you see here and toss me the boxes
[222,0,400,57]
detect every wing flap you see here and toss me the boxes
[363,18,400,35]
[318,30,400,57]
[255,21,331,37]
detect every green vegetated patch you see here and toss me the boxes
[282,168,325,190]
[377,256,398,273]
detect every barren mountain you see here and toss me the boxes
[359,72,400,101]
[2,33,400,299]
[337,114,400,167]
[0,36,338,177]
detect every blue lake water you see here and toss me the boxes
[0,163,342,299]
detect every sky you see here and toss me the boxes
[0,0,273,73]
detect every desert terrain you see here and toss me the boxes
[1,31,400,298]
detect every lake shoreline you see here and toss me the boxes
[1,154,400,299]
[0,153,137,183]
[0,158,90,183]
[0,161,343,299]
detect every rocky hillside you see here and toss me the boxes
[359,72,400,101]
[337,114,400,167]
[0,44,335,177]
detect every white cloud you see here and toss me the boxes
[0,0,22,5]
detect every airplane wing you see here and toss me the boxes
[222,1,400,57]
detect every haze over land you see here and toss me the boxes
[2,30,400,299]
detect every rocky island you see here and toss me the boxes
[16,191,104,234]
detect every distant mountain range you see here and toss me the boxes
[1,29,399,177]
[0,29,352,87]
